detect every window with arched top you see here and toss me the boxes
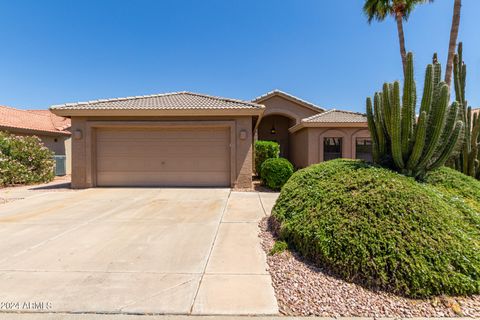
[352,129,372,162]
[319,129,347,162]
[324,137,343,161]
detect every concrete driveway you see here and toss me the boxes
[0,187,279,315]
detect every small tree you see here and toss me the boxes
[366,52,463,179]
[0,132,55,186]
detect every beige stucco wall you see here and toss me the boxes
[290,129,309,168]
[39,135,72,175]
[38,135,68,156]
[64,136,72,175]
[69,116,255,189]
[299,126,371,165]
[255,93,323,165]
[259,95,320,124]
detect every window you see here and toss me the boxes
[323,137,342,161]
[356,137,372,162]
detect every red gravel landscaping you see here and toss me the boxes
[259,216,480,317]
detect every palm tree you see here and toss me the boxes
[363,0,433,75]
[444,0,462,86]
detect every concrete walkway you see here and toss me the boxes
[0,188,279,315]
[0,176,74,205]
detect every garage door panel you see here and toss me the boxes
[97,143,228,157]
[97,128,229,141]
[97,157,229,172]
[97,172,230,187]
[96,127,231,187]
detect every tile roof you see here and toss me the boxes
[26,110,71,131]
[252,89,325,112]
[0,105,71,135]
[302,109,367,123]
[50,91,264,111]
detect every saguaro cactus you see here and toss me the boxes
[451,43,480,178]
[366,52,464,179]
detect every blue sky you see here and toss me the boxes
[0,0,478,112]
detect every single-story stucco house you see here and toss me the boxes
[0,105,72,174]
[50,90,370,189]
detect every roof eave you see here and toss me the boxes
[50,108,265,117]
[253,90,325,113]
[0,125,71,136]
[289,121,368,133]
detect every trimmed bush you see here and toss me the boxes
[255,140,280,176]
[272,159,480,298]
[0,131,55,186]
[260,157,294,190]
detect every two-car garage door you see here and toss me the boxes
[95,127,231,187]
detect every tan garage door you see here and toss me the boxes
[96,127,231,187]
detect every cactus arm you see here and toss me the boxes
[433,54,442,88]
[391,81,404,168]
[429,121,464,171]
[461,64,466,102]
[453,54,463,103]
[419,65,434,115]
[374,93,387,158]
[401,53,415,160]
[382,83,392,136]
[468,111,480,176]
[417,84,450,168]
[406,111,427,169]
[366,97,380,163]
[458,42,466,102]
[433,102,460,162]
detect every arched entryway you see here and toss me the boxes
[257,114,296,160]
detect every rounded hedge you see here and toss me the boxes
[260,157,294,190]
[255,140,280,177]
[0,131,55,186]
[272,159,480,298]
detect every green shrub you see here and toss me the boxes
[260,158,294,191]
[255,140,280,176]
[269,240,288,255]
[272,159,480,298]
[0,131,55,186]
[426,166,480,218]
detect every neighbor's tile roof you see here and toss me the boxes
[50,91,264,110]
[26,110,71,131]
[0,105,71,135]
[302,109,367,123]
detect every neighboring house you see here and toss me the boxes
[50,90,370,189]
[0,105,72,174]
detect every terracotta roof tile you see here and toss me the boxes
[50,91,264,111]
[252,89,325,112]
[0,105,71,135]
[302,109,367,123]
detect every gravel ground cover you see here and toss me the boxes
[259,216,480,317]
